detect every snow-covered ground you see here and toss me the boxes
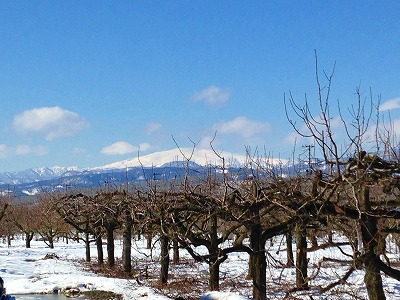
[0,238,170,299]
[1,235,400,299]
[0,237,248,300]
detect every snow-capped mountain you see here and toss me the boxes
[0,166,81,185]
[0,148,290,196]
[96,148,249,169]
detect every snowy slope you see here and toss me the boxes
[0,148,290,196]
[96,148,288,170]
[0,166,81,185]
[96,148,248,169]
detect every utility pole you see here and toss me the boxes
[302,144,314,173]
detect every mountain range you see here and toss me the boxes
[0,148,290,197]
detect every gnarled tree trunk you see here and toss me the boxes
[295,221,308,290]
[106,225,116,267]
[122,211,133,273]
[96,233,104,265]
[360,186,386,300]
[160,234,170,283]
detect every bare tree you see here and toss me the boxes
[7,202,36,248]
[55,192,98,261]
[285,52,400,300]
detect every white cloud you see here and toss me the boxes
[284,114,345,145]
[329,115,343,129]
[13,106,89,140]
[101,142,136,155]
[73,147,86,154]
[15,145,49,156]
[391,120,400,136]
[15,145,31,155]
[283,131,300,145]
[33,145,49,156]
[138,142,151,151]
[191,85,230,108]
[197,135,216,149]
[101,142,151,155]
[214,116,271,138]
[379,98,400,111]
[145,122,161,135]
[0,144,10,158]
[0,144,48,158]
[373,119,400,140]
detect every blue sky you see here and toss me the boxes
[1,1,400,171]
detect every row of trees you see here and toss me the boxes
[1,143,400,300]
[0,194,71,248]
[1,57,400,300]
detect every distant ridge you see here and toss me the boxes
[96,148,249,169]
[0,148,291,196]
[0,166,81,186]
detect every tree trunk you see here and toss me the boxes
[209,215,220,291]
[160,235,170,283]
[364,252,386,300]
[146,234,152,249]
[48,236,54,249]
[84,231,91,262]
[25,232,33,248]
[173,239,180,264]
[96,234,104,265]
[286,230,294,267]
[295,221,308,290]
[311,233,318,248]
[360,186,386,300]
[328,230,333,244]
[122,212,133,273]
[106,226,115,267]
[248,184,266,300]
[209,258,221,291]
[247,253,254,280]
[250,224,266,300]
